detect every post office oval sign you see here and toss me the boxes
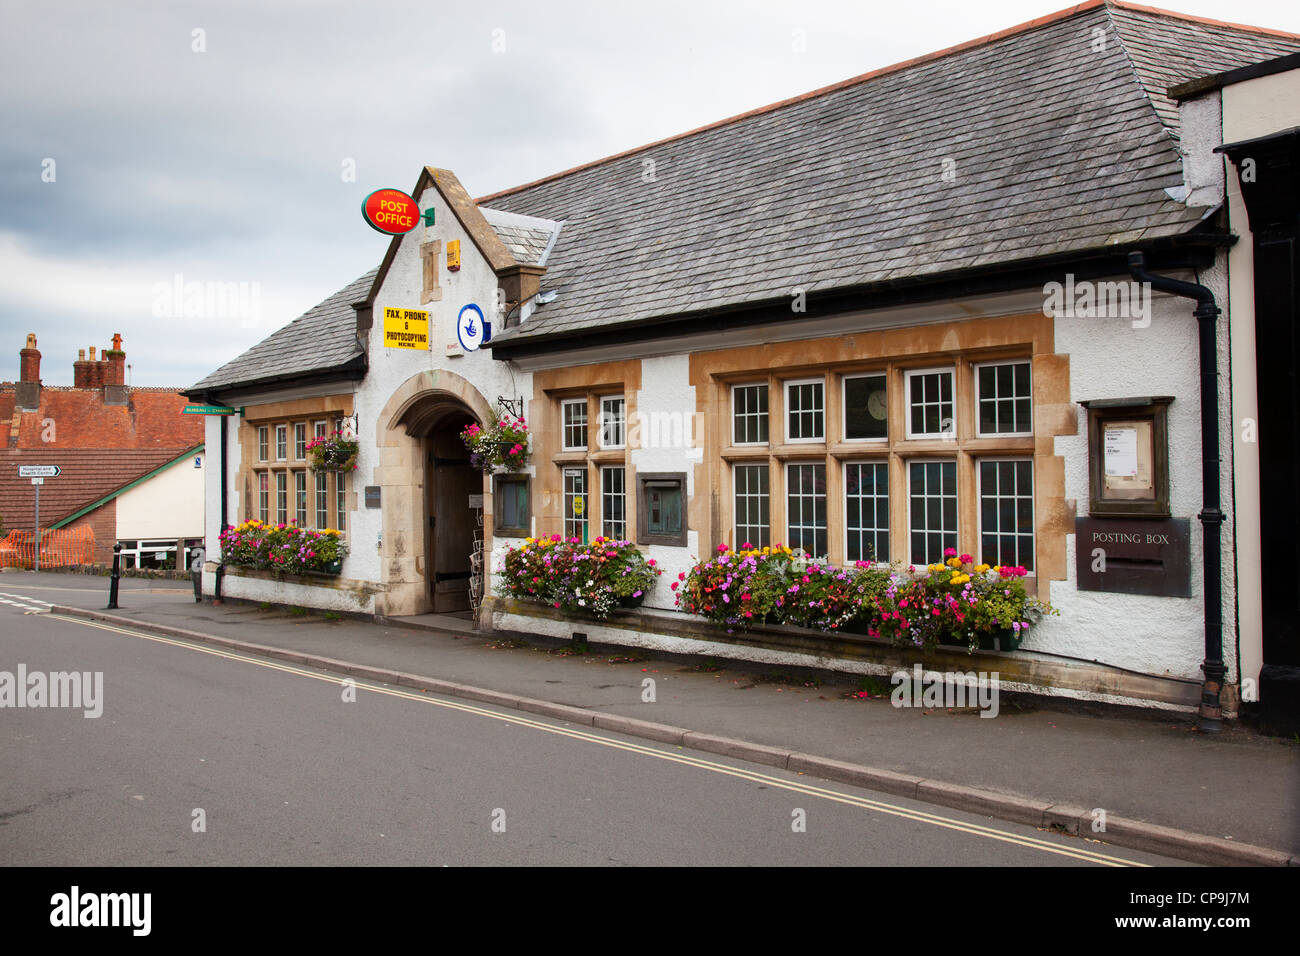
[362,188,420,235]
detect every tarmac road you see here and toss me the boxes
[0,600,1184,866]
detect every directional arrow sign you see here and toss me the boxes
[18,465,60,478]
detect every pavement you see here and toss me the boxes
[4,569,1298,866]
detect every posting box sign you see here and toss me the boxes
[382,307,429,350]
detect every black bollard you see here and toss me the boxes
[107,542,122,609]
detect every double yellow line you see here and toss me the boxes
[53,613,1147,867]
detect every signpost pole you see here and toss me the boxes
[33,481,39,573]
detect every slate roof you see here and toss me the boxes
[479,1,1300,347]
[480,207,562,266]
[187,269,375,394]
[0,384,203,528]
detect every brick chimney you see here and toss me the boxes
[16,333,41,409]
[87,346,103,388]
[73,348,89,388]
[106,333,125,386]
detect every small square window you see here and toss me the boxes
[732,383,769,445]
[976,361,1032,436]
[785,379,825,443]
[562,399,588,451]
[637,472,687,546]
[905,369,955,439]
[494,476,531,536]
[599,396,625,450]
[844,374,888,441]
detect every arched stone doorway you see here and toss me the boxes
[378,370,493,618]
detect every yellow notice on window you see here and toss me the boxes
[382,307,429,349]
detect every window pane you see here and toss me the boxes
[786,463,827,558]
[845,375,887,440]
[564,468,588,542]
[316,472,329,528]
[602,467,626,539]
[734,464,770,548]
[733,384,768,445]
[786,382,824,441]
[978,459,1034,570]
[846,462,889,563]
[977,361,1032,434]
[908,461,957,564]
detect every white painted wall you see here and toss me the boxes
[351,181,533,596]
[116,451,205,539]
[1042,271,1236,684]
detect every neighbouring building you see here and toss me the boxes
[1168,50,1300,732]
[0,334,205,567]
[189,1,1300,728]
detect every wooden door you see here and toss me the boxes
[428,424,478,613]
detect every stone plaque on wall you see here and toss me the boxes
[364,486,381,509]
[1075,517,1191,598]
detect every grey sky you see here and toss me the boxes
[3,0,1298,386]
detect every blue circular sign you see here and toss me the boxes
[457,303,485,352]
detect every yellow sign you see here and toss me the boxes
[446,239,461,272]
[382,307,429,349]
[573,497,585,516]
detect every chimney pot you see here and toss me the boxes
[19,333,41,384]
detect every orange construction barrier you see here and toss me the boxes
[0,526,96,569]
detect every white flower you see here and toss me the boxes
[578,599,586,606]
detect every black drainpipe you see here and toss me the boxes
[1127,252,1225,732]
[214,408,228,604]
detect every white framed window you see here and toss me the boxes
[275,471,288,525]
[563,467,588,541]
[731,383,769,446]
[733,463,770,549]
[975,361,1032,437]
[601,466,626,539]
[845,461,890,563]
[294,471,308,526]
[905,368,955,439]
[786,462,827,558]
[294,422,308,460]
[843,373,888,441]
[599,396,626,450]
[907,459,957,565]
[978,458,1035,571]
[258,472,269,522]
[314,420,327,440]
[315,472,329,528]
[785,378,825,443]
[562,399,588,451]
[275,424,288,461]
[257,426,269,462]
[335,472,346,532]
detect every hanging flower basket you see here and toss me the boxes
[461,414,530,474]
[307,432,359,472]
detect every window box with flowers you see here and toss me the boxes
[306,432,359,472]
[496,535,661,618]
[461,414,530,474]
[218,519,349,576]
